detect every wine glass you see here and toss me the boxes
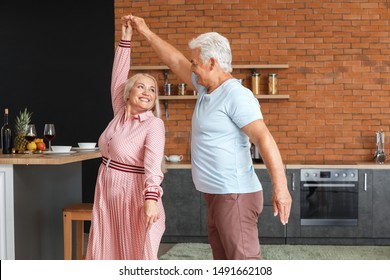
[44,124,56,151]
[25,124,37,153]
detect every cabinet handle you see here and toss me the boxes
[291,173,295,191]
[364,173,367,191]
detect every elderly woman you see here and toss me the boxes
[85,16,165,260]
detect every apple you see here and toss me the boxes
[36,141,46,151]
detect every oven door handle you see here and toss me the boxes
[364,173,367,191]
[303,183,356,188]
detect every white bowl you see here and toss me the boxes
[78,142,97,149]
[51,146,72,153]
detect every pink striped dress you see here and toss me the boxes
[85,40,166,260]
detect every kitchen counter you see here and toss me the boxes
[166,160,192,169]
[166,161,390,170]
[0,150,102,260]
[286,162,390,169]
[162,162,390,245]
[166,161,268,169]
[0,150,101,165]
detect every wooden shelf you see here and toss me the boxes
[232,64,289,69]
[134,64,291,114]
[131,64,289,70]
[159,94,289,100]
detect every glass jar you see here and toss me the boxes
[268,73,277,95]
[251,72,260,95]
[177,83,186,95]
[164,83,171,96]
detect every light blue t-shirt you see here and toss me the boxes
[191,73,263,194]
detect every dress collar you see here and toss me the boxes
[137,110,154,121]
[124,108,154,122]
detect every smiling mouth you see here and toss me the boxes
[139,97,150,103]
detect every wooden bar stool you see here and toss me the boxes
[63,203,93,260]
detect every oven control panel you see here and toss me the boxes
[300,169,358,182]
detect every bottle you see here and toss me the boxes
[163,69,171,96]
[251,71,260,95]
[1,108,13,154]
[268,73,277,95]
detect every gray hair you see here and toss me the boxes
[123,73,161,118]
[188,32,232,73]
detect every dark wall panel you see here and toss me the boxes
[0,1,114,204]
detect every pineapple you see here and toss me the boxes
[14,108,33,153]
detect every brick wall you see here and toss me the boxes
[114,0,390,163]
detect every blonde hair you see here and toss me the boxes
[123,73,161,118]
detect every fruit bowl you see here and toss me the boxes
[51,146,72,153]
[78,142,97,149]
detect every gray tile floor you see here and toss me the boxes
[158,243,176,258]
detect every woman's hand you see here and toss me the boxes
[121,15,133,41]
[144,200,160,228]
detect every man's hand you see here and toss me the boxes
[129,15,152,39]
[272,188,292,225]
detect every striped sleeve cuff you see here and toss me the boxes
[145,191,159,201]
[119,40,131,48]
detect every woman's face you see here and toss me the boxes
[127,76,157,114]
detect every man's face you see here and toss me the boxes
[190,48,211,88]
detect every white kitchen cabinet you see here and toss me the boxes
[0,165,15,260]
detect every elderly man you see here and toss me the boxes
[131,16,292,260]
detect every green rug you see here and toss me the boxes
[160,243,390,260]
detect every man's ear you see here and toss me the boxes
[209,58,216,69]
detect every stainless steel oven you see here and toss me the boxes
[300,169,359,226]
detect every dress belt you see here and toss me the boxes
[102,156,145,174]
